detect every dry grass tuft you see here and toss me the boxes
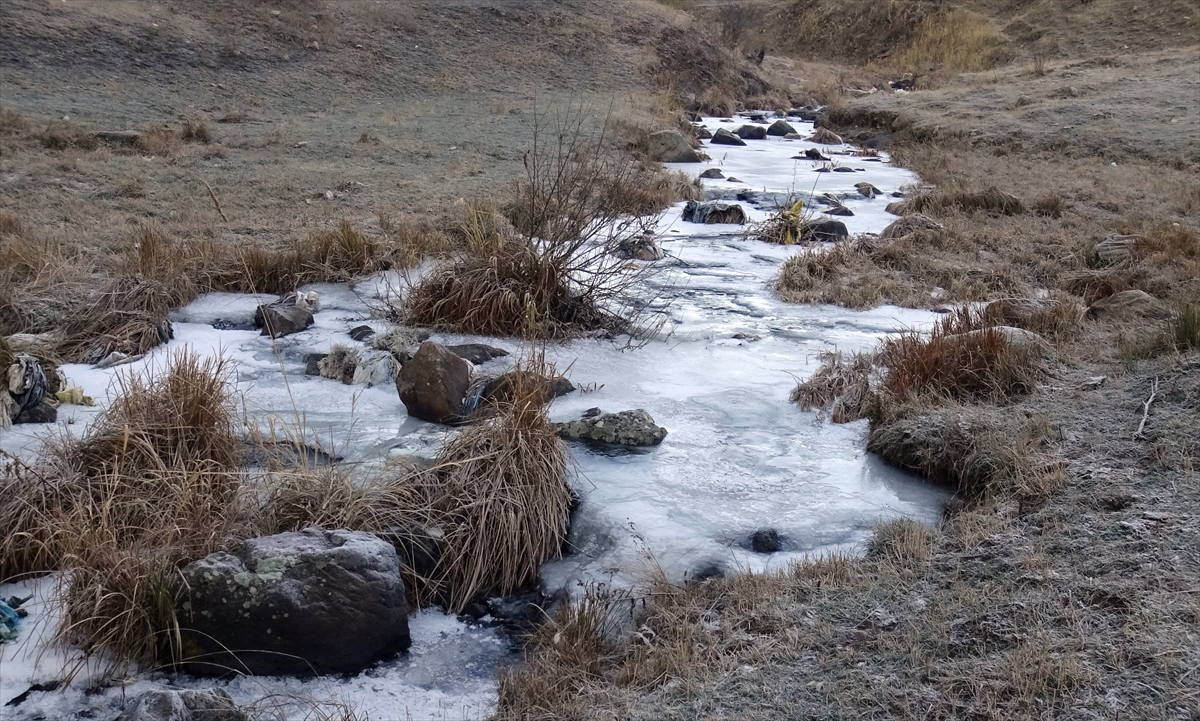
[865,517,933,567]
[878,308,1043,405]
[133,127,180,156]
[180,118,211,144]
[0,352,247,663]
[59,275,175,363]
[893,185,1025,216]
[430,359,573,611]
[890,8,1012,74]
[791,350,876,422]
[1173,303,1200,352]
[40,121,98,151]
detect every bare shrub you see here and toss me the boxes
[406,110,662,339]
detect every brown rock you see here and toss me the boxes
[396,341,472,424]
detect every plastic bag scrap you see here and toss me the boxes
[0,595,32,643]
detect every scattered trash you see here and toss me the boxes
[55,386,96,406]
[0,594,31,643]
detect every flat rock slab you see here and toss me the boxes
[253,304,313,338]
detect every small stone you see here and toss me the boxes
[698,168,724,179]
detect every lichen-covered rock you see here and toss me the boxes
[178,528,410,676]
[556,409,667,447]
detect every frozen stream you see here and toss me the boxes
[0,115,948,719]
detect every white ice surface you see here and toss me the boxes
[0,114,946,719]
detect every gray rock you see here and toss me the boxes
[1088,290,1170,320]
[802,148,829,161]
[698,168,724,179]
[710,128,746,146]
[348,324,376,342]
[983,298,1076,327]
[445,343,510,365]
[396,341,472,424]
[734,124,767,140]
[955,326,1053,357]
[646,129,701,163]
[766,119,796,136]
[855,182,883,198]
[253,304,314,338]
[93,130,142,146]
[822,205,854,217]
[179,528,410,676]
[116,687,248,721]
[800,219,849,242]
[557,409,667,447]
[751,529,782,553]
[304,353,326,376]
[682,200,747,225]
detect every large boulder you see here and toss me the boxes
[557,409,667,447]
[682,200,747,225]
[734,124,767,140]
[1087,290,1170,321]
[396,341,472,424]
[646,129,700,163]
[116,688,248,721]
[766,119,796,136]
[710,128,747,146]
[178,528,410,677]
[253,304,313,338]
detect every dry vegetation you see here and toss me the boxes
[402,111,683,339]
[0,352,573,672]
[491,0,1200,718]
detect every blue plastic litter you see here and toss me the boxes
[0,599,18,643]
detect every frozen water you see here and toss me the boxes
[0,114,947,718]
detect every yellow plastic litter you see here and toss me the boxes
[55,387,96,406]
[790,199,804,214]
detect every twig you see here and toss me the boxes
[1133,377,1158,440]
[201,178,229,222]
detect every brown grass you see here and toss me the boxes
[0,352,247,664]
[878,309,1043,406]
[40,121,98,151]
